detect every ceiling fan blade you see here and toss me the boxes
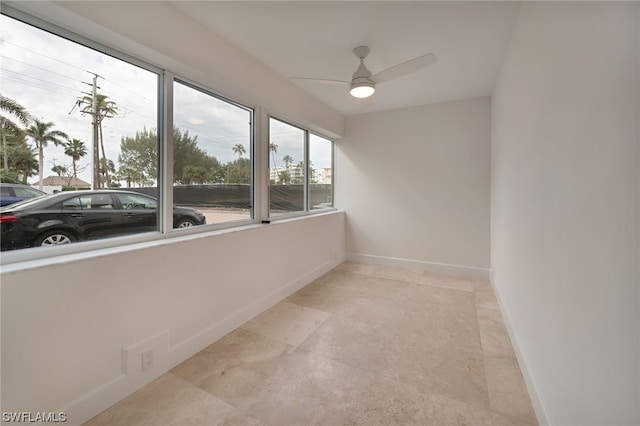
[371,53,438,84]
[289,77,350,85]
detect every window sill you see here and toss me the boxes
[0,209,341,274]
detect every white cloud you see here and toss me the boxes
[1,13,332,185]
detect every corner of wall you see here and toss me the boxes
[489,272,549,426]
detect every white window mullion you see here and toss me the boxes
[255,106,270,222]
[160,71,174,233]
[304,130,310,211]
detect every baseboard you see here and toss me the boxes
[346,253,490,280]
[489,275,550,426]
[167,256,343,366]
[60,256,342,425]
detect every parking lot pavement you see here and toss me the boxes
[197,207,251,225]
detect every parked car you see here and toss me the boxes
[0,190,206,250]
[0,183,47,207]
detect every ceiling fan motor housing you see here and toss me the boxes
[350,62,376,98]
[350,45,376,97]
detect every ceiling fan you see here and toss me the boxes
[290,46,438,99]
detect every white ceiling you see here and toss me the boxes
[171,1,521,116]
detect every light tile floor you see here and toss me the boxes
[84,262,538,426]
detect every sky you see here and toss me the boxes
[0,13,331,186]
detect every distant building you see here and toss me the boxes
[270,166,332,184]
[314,167,332,184]
[31,176,91,194]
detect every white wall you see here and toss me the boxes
[1,212,345,423]
[491,2,639,425]
[1,2,346,424]
[337,98,491,277]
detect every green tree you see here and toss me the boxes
[26,118,68,190]
[269,142,279,183]
[116,166,150,188]
[0,131,37,183]
[64,138,88,188]
[278,170,291,184]
[174,128,222,184]
[182,165,209,184]
[230,144,249,183]
[100,159,117,187]
[51,164,68,177]
[0,93,30,132]
[118,127,158,186]
[1,94,31,173]
[295,160,306,184]
[282,154,293,184]
[226,157,251,184]
[232,143,246,158]
[118,127,223,186]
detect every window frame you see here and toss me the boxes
[308,130,335,211]
[268,116,334,220]
[0,5,335,266]
[169,76,258,230]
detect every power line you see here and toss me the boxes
[1,39,89,74]
[0,67,82,93]
[0,54,84,82]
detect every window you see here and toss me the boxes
[0,8,333,260]
[269,117,333,217]
[269,118,305,216]
[309,133,333,209]
[113,192,157,210]
[13,186,44,198]
[0,13,159,251]
[172,80,253,227]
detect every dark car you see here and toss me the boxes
[0,190,206,250]
[0,183,47,207]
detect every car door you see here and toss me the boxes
[62,194,123,240]
[112,192,158,234]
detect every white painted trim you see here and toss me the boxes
[59,256,343,425]
[346,252,490,280]
[489,275,549,426]
[167,256,342,364]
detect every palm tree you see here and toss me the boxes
[232,143,246,158]
[281,155,293,185]
[269,142,279,182]
[0,94,30,133]
[296,160,306,184]
[81,93,117,188]
[26,118,68,190]
[64,138,88,188]
[282,154,293,171]
[1,94,31,172]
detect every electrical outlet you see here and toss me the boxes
[142,349,154,371]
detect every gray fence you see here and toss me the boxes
[122,184,331,211]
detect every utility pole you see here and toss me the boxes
[81,72,103,190]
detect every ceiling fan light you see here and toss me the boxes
[349,80,375,98]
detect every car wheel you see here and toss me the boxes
[35,230,75,247]
[176,218,196,228]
